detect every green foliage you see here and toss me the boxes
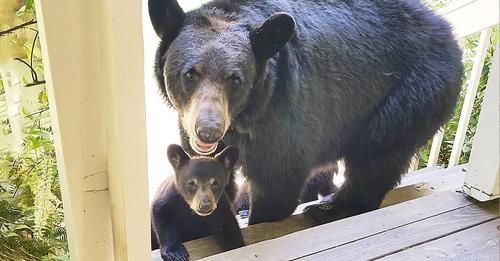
[0,121,67,260]
[16,0,35,17]
[0,89,68,260]
[0,1,68,260]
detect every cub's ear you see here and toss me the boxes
[167,144,190,169]
[215,146,239,170]
[250,12,295,60]
[148,0,185,41]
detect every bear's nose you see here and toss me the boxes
[198,200,213,213]
[196,123,223,144]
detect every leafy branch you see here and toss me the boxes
[12,31,46,87]
[0,19,37,37]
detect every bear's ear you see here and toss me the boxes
[250,12,295,60]
[167,144,190,169]
[148,0,185,41]
[215,146,239,170]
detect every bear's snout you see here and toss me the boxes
[195,121,223,144]
[198,199,213,214]
[195,107,225,144]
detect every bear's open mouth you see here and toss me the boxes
[194,209,214,216]
[190,138,218,155]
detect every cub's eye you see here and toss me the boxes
[211,181,220,190]
[187,181,198,192]
[229,75,242,87]
[185,72,193,80]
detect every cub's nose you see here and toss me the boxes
[196,124,223,144]
[198,200,213,214]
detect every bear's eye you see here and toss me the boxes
[211,181,220,190]
[229,75,242,87]
[187,181,198,192]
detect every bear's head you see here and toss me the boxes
[167,144,239,216]
[149,0,295,155]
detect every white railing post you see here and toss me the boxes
[427,129,444,167]
[448,28,492,167]
[462,42,499,201]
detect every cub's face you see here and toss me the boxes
[167,144,239,216]
[149,0,295,155]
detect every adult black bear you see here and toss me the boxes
[149,0,462,225]
[151,145,243,260]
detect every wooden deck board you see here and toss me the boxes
[297,200,498,260]
[200,191,475,260]
[379,219,500,261]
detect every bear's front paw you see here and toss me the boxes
[304,196,364,225]
[303,200,336,225]
[160,244,189,261]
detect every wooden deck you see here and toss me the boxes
[151,165,499,260]
[202,192,498,261]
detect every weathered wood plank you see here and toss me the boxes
[379,219,500,261]
[397,164,464,188]
[298,200,498,260]
[199,192,473,260]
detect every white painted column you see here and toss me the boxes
[462,43,499,201]
[36,0,150,260]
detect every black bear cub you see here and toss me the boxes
[151,144,244,261]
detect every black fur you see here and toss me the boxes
[149,0,463,225]
[151,145,243,261]
[236,163,339,212]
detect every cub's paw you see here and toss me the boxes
[160,244,189,261]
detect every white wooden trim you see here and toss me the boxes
[448,28,492,167]
[35,0,150,260]
[440,0,500,39]
[463,42,499,201]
